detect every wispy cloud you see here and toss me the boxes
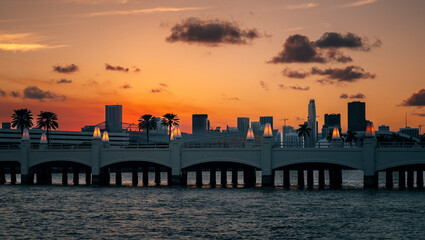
[285,2,318,10]
[341,0,377,8]
[0,33,67,52]
[87,7,208,17]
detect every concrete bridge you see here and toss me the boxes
[1,135,425,189]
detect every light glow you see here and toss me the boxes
[331,128,341,139]
[246,128,254,140]
[102,131,109,142]
[263,123,273,138]
[40,133,47,144]
[172,125,182,139]
[365,122,375,137]
[93,126,101,139]
[22,128,30,140]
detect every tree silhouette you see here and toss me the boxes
[296,123,311,148]
[138,114,158,144]
[36,111,58,144]
[161,113,180,141]
[345,130,357,146]
[11,108,33,135]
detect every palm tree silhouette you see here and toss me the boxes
[138,114,158,144]
[296,123,311,148]
[161,113,180,141]
[11,108,33,135]
[36,111,58,144]
[345,130,357,146]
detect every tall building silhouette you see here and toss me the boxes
[260,116,273,130]
[237,117,250,133]
[105,105,122,132]
[192,114,208,135]
[322,113,341,139]
[307,99,317,146]
[348,101,367,132]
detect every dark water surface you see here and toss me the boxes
[1,183,425,239]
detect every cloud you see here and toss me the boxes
[340,93,348,99]
[151,88,162,93]
[166,17,260,46]
[159,83,168,87]
[311,65,375,84]
[314,32,381,51]
[282,68,310,79]
[105,63,129,72]
[289,85,310,91]
[341,0,377,8]
[53,64,79,74]
[10,91,20,98]
[0,33,68,52]
[56,78,72,84]
[268,34,351,64]
[121,84,132,89]
[401,89,425,107]
[223,96,240,101]
[259,81,269,90]
[0,43,67,52]
[285,2,318,10]
[132,66,140,72]
[23,86,66,102]
[0,89,5,97]
[413,112,425,117]
[349,93,366,99]
[87,7,208,17]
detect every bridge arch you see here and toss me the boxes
[182,157,261,170]
[273,159,361,171]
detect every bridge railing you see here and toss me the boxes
[184,141,261,148]
[0,144,21,150]
[377,142,425,148]
[120,143,169,149]
[274,142,363,149]
[31,144,92,150]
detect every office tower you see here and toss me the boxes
[105,105,122,132]
[399,127,419,139]
[192,114,208,134]
[322,113,341,139]
[378,125,390,132]
[1,122,11,129]
[307,99,317,146]
[282,125,295,143]
[251,121,261,132]
[348,101,367,132]
[260,116,273,130]
[237,117,250,133]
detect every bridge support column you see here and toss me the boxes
[85,168,91,185]
[244,168,255,188]
[167,169,172,186]
[73,167,79,186]
[143,168,149,187]
[10,167,16,185]
[407,170,414,189]
[307,169,314,189]
[262,175,273,187]
[132,168,138,187]
[62,167,68,186]
[0,167,5,185]
[261,136,273,187]
[196,169,202,188]
[318,169,325,189]
[221,169,227,188]
[283,169,290,189]
[386,170,393,189]
[116,168,122,186]
[232,168,238,188]
[417,170,423,189]
[363,136,377,189]
[155,168,161,186]
[171,139,182,186]
[399,170,406,190]
[210,169,216,188]
[180,171,187,187]
[47,167,52,185]
[297,170,304,189]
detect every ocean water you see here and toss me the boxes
[1,171,425,239]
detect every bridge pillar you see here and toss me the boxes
[210,169,216,188]
[232,168,238,187]
[62,167,68,185]
[0,167,5,184]
[143,167,149,186]
[116,167,122,186]
[221,169,227,188]
[73,167,79,186]
[318,169,325,189]
[283,169,290,189]
[180,171,187,187]
[261,137,273,187]
[407,170,414,189]
[167,169,172,186]
[171,139,183,186]
[196,169,202,188]
[399,170,406,190]
[307,169,314,189]
[363,137,377,188]
[244,168,256,188]
[19,139,30,185]
[132,168,138,187]
[297,169,304,189]
[85,168,91,185]
[10,167,16,185]
[155,167,161,186]
[417,170,423,189]
[386,170,393,189]
[91,138,102,185]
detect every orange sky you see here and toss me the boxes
[1,0,425,134]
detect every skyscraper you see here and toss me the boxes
[260,116,273,130]
[105,105,122,132]
[237,117,250,133]
[322,113,341,139]
[307,99,317,146]
[192,114,208,135]
[348,101,367,132]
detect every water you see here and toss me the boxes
[1,173,425,239]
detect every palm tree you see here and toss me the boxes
[161,113,180,140]
[345,130,357,147]
[11,108,33,135]
[36,111,58,144]
[138,114,158,144]
[296,123,311,148]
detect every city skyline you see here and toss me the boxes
[1,0,425,133]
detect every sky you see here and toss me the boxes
[0,0,425,134]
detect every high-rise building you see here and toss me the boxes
[1,122,11,130]
[282,125,295,143]
[348,101,367,132]
[251,121,261,132]
[237,117,250,133]
[307,99,317,146]
[105,105,122,132]
[260,116,273,130]
[192,114,208,135]
[379,125,390,132]
[321,113,341,139]
[399,127,419,139]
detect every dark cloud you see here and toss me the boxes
[132,66,140,72]
[278,84,285,89]
[401,89,425,106]
[105,63,129,72]
[413,112,425,117]
[121,84,132,89]
[311,65,375,84]
[159,83,168,87]
[289,85,310,91]
[10,91,20,98]
[56,78,72,84]
[0,89,5,97]
[314,32,381,51]
[340,93,348,99]
[223,96,240,101]
[282,68,309,79]
[349,93,366,99]
[259,81,269,90]
[151,89,161,93]
[268,34,352,64]
[23,86,66,102]
[52,64,79,74]
[166,17,260,46]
